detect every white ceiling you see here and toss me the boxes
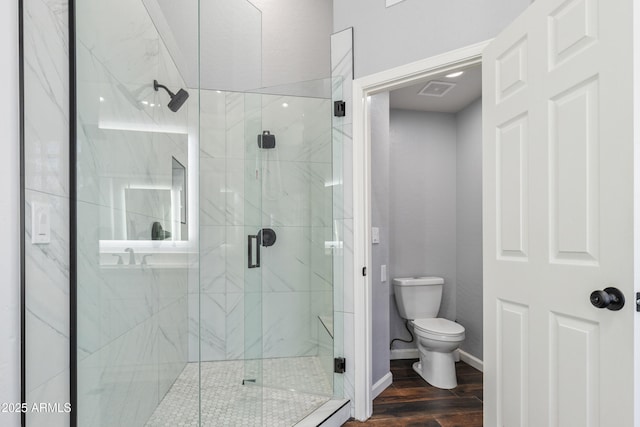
[389,64,482,113]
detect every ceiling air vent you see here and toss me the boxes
[418,81,456,97]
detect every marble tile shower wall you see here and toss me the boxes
[192,90,226,361]
[24,0,71,425]
[25,0,193,425]
[195,90,334,365]
[75,0,192,421]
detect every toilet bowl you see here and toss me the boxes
[411,318,465,389]
[393,277,466,389]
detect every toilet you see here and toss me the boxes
[393,276,465,389]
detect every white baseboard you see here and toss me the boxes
[390,348,419,360]
[459,350,483,372]
[391,348,483,372]
[371,372,393,399]
[391,348,483,373]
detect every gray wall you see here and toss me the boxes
[385,102,483,360]
[455,98,483,359]
[333,0,530,78]
[370,93,390,385]
[388,109,458,351]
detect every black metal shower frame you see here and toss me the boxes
[18,0,26,425]
[69,0,78,424]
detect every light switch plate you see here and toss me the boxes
[381,265,387,282]
[31,202,51,244]
[372,227,380,244]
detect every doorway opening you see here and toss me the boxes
[352,64,482,425]
[351,41,490,420]
[375,62,483,374]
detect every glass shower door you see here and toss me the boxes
[242,92,264,424]
[241,86,339,425]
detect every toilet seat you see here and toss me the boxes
[412,318,465,342]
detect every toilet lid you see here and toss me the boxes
[413,318,465,336]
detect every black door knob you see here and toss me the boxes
[590,287,625,311]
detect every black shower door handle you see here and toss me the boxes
[248,234,260,268]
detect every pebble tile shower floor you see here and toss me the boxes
[145,357,333,426]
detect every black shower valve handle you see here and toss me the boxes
[258,228,277,247]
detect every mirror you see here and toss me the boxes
[124,188,172,240]
[172,157,187,225]
[93,131,189,242]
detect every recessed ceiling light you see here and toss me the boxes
[141,101,149,105]
[99,96,105,102]
[282,102,289,108]
[445,71,464,78]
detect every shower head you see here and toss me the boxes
[167,88,189,112]
[153,80,189,112]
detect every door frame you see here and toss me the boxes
[351,39,491,420]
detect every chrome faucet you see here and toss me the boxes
[124,247,136,265]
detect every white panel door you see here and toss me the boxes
[483,0,636,425]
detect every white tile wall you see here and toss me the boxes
[26,369,70,427]
[77,316,160,427]
[24,0,70,198]
[199,226,226,293]
[225,225,246,294]
[261,227,312,292]
[262,292,316,358]
[224,291,245,360]
[158,297,189,397]
[190,293,226,361]
[24,0,71,423]
[76,0,160,86]
[200,90,227,158]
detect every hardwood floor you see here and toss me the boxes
[343,359,483,427]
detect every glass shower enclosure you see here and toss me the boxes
[73,0,344,425]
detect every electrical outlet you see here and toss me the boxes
[381,265,387,282]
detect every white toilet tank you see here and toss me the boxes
[393,277,444,320]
